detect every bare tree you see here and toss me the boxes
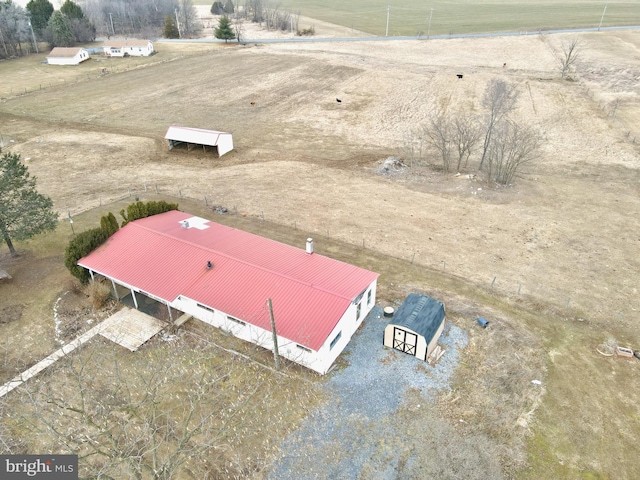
[452,113,482,171]
[423,111,454,173]
[485,120,540,185]
[82,0,179,37]
[234,19,244,43]
[246,0,263,23]
[479,79,520,171]
[2,333,312,478]
[0,2,30,58]
[559,38,580,80]
[178,0,201,37]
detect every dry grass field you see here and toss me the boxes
[1,26,640,479]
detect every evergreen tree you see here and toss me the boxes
[64,228,108,283]
[214,15,234,42]
[48,10,74,46]
[210,1,223,15]
[0,150,57,256]
[59,0,83,19]
[163,14,179,38]
[26,0,54,35]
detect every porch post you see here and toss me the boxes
[130,288,139,309]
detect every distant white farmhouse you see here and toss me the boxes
[103,39,154,57]
[46,47,90,65]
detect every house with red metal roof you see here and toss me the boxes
[78,210,379,374]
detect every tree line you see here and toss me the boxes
[408,79,542,185]
[0,0,95,57]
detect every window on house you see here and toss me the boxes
[329,331,342,350]
[356,302,361,320]
[296,344,312,353]
[197,303,215,313]
[367,289,372,306]
[227,316,246,326]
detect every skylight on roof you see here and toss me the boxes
[179,216,210,230]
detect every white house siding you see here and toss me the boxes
[171,279,377,375]
[87,269,376,375]
[104,42,153,57]
[124,43,153,56]
[47,49,89,65]
[314,279,378,374]
[171,295,321,372]
[104,47,124,57]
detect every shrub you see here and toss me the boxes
[99,212,119,236]
[85,280,112,310]
[64,227,109,284]
[120,200,178,227]
[297,26,315,36]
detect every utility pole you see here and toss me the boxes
[109,12,115,35]
[598,5,607,31]
[385,5,390,37]
[0,26,9,57]
[267,298,280,370]
[27,20,38,54]
[427,7,434,39]
[175,8,182,38]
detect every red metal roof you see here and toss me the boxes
[78,211,379,351]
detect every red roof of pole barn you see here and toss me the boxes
[78,211,379,351]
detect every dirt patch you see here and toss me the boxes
[0,304,24,324]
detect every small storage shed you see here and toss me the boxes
[383,294,445,361]
[46,47,90,65]
[164,126,234,157]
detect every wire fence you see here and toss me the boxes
[0,56,181,100]
[62,183,636,331]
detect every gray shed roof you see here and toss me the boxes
[389,294,445,343]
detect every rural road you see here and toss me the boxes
[154,24,640,45]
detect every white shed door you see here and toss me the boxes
[393,328,417,356]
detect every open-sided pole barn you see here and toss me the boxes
[383,294,446,362]
[164,126,233,157]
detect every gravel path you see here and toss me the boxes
[267,306,496,479]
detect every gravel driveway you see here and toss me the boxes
[266,306,502,479]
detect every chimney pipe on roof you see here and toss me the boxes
[306,238,314,254]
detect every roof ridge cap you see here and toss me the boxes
[131,217,365,301]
